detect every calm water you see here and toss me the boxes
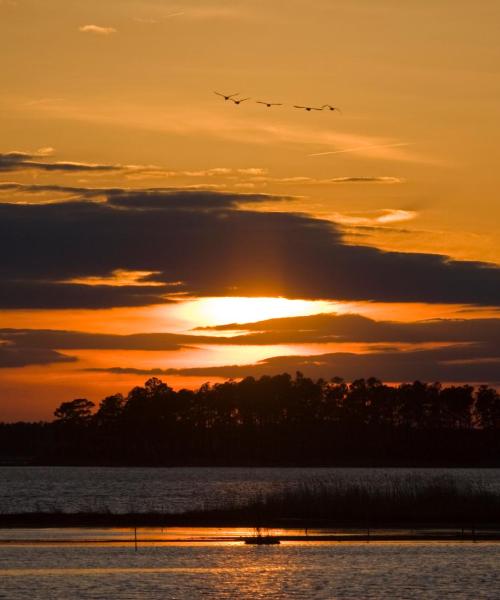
[1,466,500,514]
[2,468,499,598]
[1,541,499,599]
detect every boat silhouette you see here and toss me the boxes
[243,528,280,545]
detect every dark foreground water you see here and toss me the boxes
[1,466,499,514]
[1,539,499,599]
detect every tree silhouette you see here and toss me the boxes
[54,398,95,423]
[2,373,499,466]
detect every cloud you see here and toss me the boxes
[309,142,413,158]
[0,329,190,352]
[0,182,111,198]
[105,189,281,210]
[36,147,55,156]
[331,209,417,226]
[134,12,185,24]
[237,168,269,176]
[3,314,500,376]
[180,168,232,177]
[16,97,424,163]
[0,347,76,368]
[321,177,403,185]
[0,282,175,309]
[0,151,121,173]
[3,314,500,351]
[201,313,500,346]
[0,153,274,183]
[23,98,64,108]
[93,344,500,384]
[0,182,286,207]
[244,176,404,187]
[0,189,499,309]
[63,269,166,288]
[79,25,116,35]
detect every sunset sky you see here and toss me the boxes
[1,0,500,420]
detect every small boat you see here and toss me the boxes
[243,529,281,545]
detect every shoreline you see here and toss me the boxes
[1,512,499,532]
[1,529,500,545]
[2,461,500,468]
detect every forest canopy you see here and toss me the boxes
[1,374,499,466]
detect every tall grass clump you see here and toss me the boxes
[215,475,500,525]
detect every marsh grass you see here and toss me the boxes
[210,475,500,525]
[1,475,499,528]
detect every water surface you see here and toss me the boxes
[1,466,499,514]
[1,540,499,599]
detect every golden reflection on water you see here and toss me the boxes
[1,565,288,577]
[2,541,500,600]
[0,527,294,545]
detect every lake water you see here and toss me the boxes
[1,468,499,598]
[1,539,499,599]
[1,466,500,514]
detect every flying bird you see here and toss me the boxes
[256,101,283,108]
[321,104,342,114]
[293,105,322,112]
[214,91,240,101]
[230,97,251,105]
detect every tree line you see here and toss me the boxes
[1,373,499,466]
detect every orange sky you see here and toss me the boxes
[1,1,499,420]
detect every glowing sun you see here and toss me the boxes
[179,296,334,328]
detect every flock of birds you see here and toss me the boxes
[214,91,342,113]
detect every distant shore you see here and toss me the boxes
[2,375,499,468]
[1,511,499,533]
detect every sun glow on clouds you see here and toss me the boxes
[79,25,117,35]
[178,297,334,328]
[331,209,418,226]
[64,270,167,287]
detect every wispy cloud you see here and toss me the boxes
[331,209,418,226]
[0,151,121,173]
[134,4,247,24]
[236,168,268,176]
[17,97,423,163]
[321,176,403,184]
[309,142,412,158]
[63,270,166,288]
[35,146,55,156]
[247,175,404,186]
[182,6,244,19]
[0,181,230,201]
[79,25,117,35]
[134,12,185,24]
[23,98,65,108]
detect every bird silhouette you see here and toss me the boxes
[293,105,322,112]
[321,105,342,114]
[256,101,283,108]
[230,97,251,105]
[214,91,240,101]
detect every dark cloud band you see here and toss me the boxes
[0,189,499,308]
[92,345,500,384]
[0,152,121,173]
[0,347,76,368]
